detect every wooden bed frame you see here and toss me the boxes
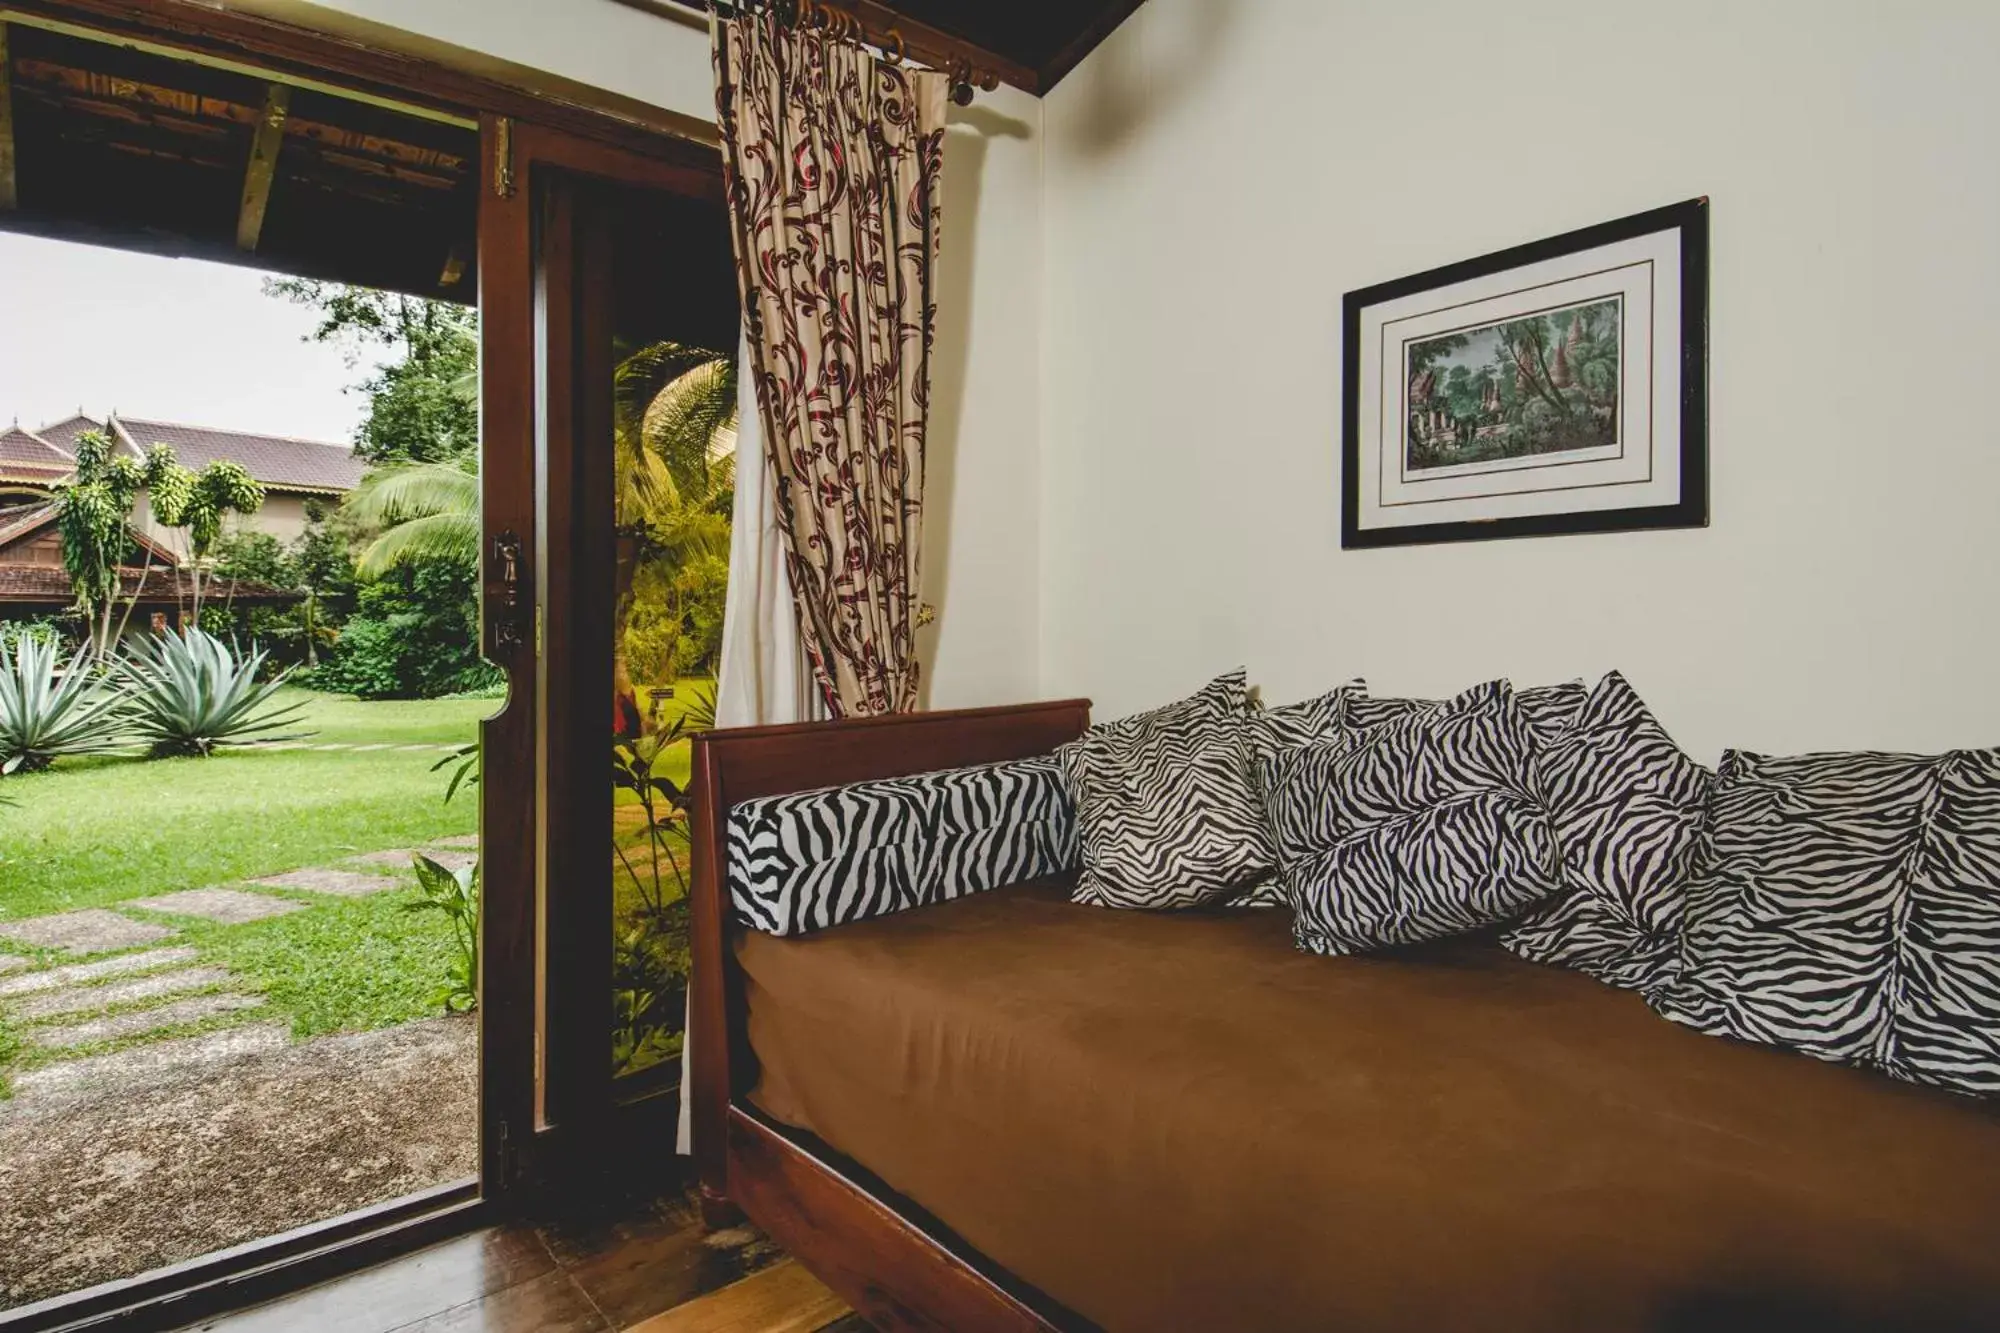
[687,700,1098,1333]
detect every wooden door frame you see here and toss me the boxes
[0,5,722,1330]
[481,127,725,1201]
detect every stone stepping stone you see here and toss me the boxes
[432,834,481,849]
[350,849,476,874]
[0,954,27,976]
[8,1022,291,1099]
[308,743,351,752]
[0,946,200,999]
[0,910,176,955]
[28,992,265,1049]
[11,966,234,1021]
[350,743,393,752]
[249,867,397,898]
[394,744,437,752]
[127,888,307,925]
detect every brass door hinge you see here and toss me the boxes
[493,116,515,199]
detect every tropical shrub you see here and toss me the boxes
[0,637,128,774]
[297,561,497,700]
[406,853,478,1012]
[117,627,311,757]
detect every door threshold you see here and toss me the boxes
[0,1180,485,1333]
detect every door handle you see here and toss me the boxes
[486,530,527,656]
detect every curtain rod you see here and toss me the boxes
[606,0,1003,104]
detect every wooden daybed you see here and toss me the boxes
[686,703,2000,1333]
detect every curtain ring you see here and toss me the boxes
[882,26,905,64]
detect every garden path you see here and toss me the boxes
[0,842,467,1094]
[0,840,483,1307]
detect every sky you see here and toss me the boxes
[0,230,367,445]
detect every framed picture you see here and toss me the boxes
[1341,198,1708,549]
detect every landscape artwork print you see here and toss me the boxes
[1342,197,1708,548]
[1404,297,1620,473]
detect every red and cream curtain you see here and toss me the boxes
[713,8,946,717]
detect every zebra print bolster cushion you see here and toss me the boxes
[1652,747,2000,1098]
[727,754,1078,937]
[1058,668,1274,910]
[1268,681,1562,953]
[1500,672,1712,996]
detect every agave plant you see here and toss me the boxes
[0,636,129,774]
[118,627,313,758]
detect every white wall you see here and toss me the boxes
[1040,0,2000,760]
[257,0,1046,707]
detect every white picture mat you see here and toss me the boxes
[1355,228,1682,531]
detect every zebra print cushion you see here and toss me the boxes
[1291,793,1560,957]
[1245,680,1365,764]
[1898,750,2000,1096]
[1058,669,1274,910]
[1344,679,1590,746]
[1652,747,2000,1097]
[1500,672,1712,995]
[1271,681,1563,954]
[727,754,1078,936]
[1232,680,1367,910]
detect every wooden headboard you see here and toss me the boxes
[685,699,1092,1211]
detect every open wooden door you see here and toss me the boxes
[478,118,734,1198]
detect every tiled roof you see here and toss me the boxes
[0,426,73,481]
[0,565,300,605]
[0,502,56,548]
[22,413,366,495]
[111,416,365,495]
[32,414,97,458]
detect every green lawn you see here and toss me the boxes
[0,683,707,1094]
[0,689,494,1094]
[0,687,493,921]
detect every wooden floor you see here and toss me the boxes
[184,1188,867,1333]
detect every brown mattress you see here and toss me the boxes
[736,877,2000,1332]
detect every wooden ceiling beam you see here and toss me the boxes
[234,79,288,250]
[0,24,19,209]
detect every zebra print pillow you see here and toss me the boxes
[1291,793,1560,956]
[727,754,1078,936]
[1271,681,1563,954]
[1232,680,1367,910]
[1652,747,2000,1097]
[1058,668,1274,910]
[1344,679,1590,746]
[1500,672,1712,995]
[1245,680,1365,764]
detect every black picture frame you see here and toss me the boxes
[1341,197,1709,549]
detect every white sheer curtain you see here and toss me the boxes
[678,332,824,1153]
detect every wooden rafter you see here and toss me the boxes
[0,23,18,209]
[233,80,287,250]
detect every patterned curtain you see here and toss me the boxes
[713,10,946,717]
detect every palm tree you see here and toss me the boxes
[344,461,480,577]
[611,344,736,701]
[337,344,737,691]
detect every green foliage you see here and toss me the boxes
[49,431,176,658]
[0,636,128,774]
[117,627,312,758]
[405,853,478,1013]
[263,278,477,465]
[298,560,498,700]
[609,683,714,1075]
[613,342,737,689]
[0,618,69,656]
[344,462,480,577]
